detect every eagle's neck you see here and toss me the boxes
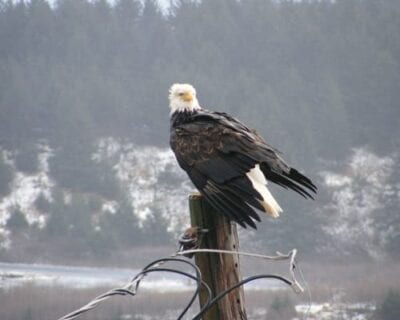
[170,109,200,128]
[169,96,201,115]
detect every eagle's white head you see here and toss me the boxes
[169,83,201,114]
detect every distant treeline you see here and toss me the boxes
[1,0,399,160]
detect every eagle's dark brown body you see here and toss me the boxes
[170,108,317,229]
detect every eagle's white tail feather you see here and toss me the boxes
[246,164,283,218]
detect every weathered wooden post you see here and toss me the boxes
[189,193,247,320]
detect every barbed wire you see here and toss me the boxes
[57,247,305,320]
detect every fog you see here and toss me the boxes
[0,0,399,319]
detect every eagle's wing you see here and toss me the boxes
[170,111,316,228]
[213,111,317,199]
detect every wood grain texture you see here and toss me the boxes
[189,194,247,320]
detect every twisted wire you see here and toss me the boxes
[57,248,305,320]
[57,256,206,320]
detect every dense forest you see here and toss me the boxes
[0,0,399,263]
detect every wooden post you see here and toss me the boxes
[189,194,247,320]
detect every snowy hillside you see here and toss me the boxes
[0,141,399,260]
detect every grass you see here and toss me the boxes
[1,255,399,319]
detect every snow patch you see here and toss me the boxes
[320,147,400,258]
[94,138,194,233]
[0,144,55,247]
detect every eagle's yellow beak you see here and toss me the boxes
[181,91,193,102]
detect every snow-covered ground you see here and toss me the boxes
[0,261,285,292]
[0,261,376,320]
[295,302,375,320]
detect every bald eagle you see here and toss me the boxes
[169,83,316,229]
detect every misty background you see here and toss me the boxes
[0,0,400,318]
